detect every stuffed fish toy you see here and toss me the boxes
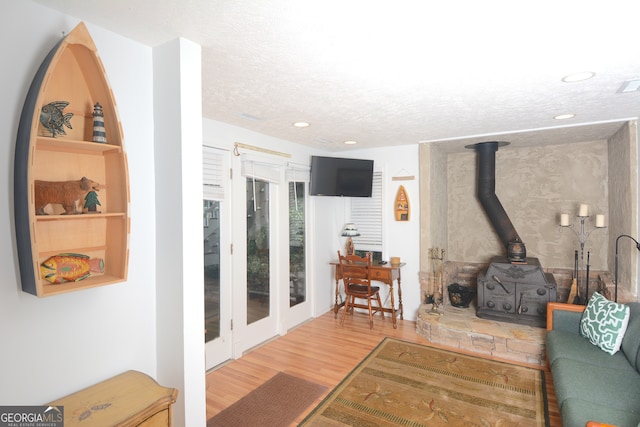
[40,101,73,137]
[40,253,104,284]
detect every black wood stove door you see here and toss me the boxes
[476,270,556,328]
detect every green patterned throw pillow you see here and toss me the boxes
[580,292,630,355]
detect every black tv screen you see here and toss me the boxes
[310,156,374,197]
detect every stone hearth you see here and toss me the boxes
[416,260,620,367]
[416,303,546,366]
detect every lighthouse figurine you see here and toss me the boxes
[92,102,107,143]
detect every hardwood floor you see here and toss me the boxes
[206,310,561,426]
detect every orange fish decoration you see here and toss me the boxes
[40,253,104,284]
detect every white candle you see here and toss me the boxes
[560,213,570,227]
[596,214,605,228]
[579,204,589,217]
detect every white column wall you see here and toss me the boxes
[153,38,206,426]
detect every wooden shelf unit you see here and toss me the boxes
[15,22,130,297]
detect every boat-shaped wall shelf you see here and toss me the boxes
[14,22,130,297]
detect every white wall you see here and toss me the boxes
[341,145,422,320]
[154,38,206,425]
[312,195,347,315]
[1,2,157,403]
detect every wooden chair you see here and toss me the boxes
[338,251,384,329]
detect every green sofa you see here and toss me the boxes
[546,301,640,427]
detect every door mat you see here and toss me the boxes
[207,372,326,427]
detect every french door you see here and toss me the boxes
[205,150,312,365]
[285,181,312,329]
[233,176,278,353]
[204,148,232,370]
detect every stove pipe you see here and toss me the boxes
[466,141,526,263]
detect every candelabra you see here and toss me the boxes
[559,204,606,261]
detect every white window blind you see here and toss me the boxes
[351,171,383,251]
[286,164,310,213]
[203,146,226,201]
[241,154,282,183]
[285,164,311,183]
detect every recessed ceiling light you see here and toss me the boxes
[561,72,595,83]
[293,122,310,128]
[554,114,576,120]
[343,140,358,145]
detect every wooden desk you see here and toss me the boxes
[331,261,405,328]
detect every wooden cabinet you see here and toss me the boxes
[48,370,178,427]
[15,22,130,297]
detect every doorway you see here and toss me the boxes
[204,148,232,370]
[205,149,313,367]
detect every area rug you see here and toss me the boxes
[207,372,326,427]
[300,337,549,426]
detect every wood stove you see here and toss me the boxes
[467,141,557,327]
[477,256,557,327]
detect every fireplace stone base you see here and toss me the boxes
[416,260,623,367]
[416,302,546,366]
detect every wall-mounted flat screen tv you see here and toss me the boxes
[310,156,374,197]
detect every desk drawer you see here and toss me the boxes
[371,269,392,281]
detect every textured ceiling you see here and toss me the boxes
[32,0,640,151]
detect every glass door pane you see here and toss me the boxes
[204,199,221,342]
[289,182,306,307]
[246,177,270,324]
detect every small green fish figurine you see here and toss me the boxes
[40,101,73,137]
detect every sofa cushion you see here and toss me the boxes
[546,330,632,370]
[552,308,583,333]
[621,302,640,372]
[561,397,640,427]
[580,292,630,355]
[551,357,640,412]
